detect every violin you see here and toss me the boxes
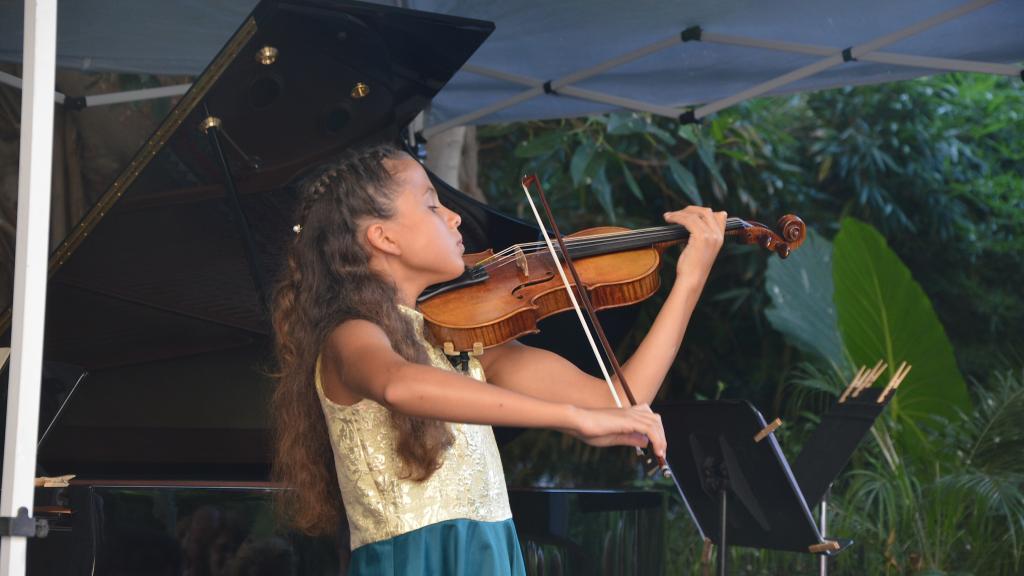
[422,174,806,476]
[417,211,806,355]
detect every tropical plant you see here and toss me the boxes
[762,217,1019,574]
[479,71,1024,574]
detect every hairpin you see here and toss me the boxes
[293,224,303,235]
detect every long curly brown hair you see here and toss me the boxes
[270,143,454,536]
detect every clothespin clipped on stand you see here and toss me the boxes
[837,360,912,404]
[838,360,886,403]
[700,537,714,576]
[754,418,783,443]
[809,540,841,553]
[877,362,911,403]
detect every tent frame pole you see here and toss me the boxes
[424,33,686,137]
[0,70,64,105]
[693,0,998,119]
[700,32,1021,77]
[460,65,682,120]
[0,71,191,108]
[73,83,191,108]
[424,0,1011,132]
[1,0,58,573]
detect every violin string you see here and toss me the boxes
[477,218,749,271]
[477,220,754,274]
[478,223,734,272]
[472,230,649,268]
[512,217,748,257]
[474,219,750,273]
[481,237,651,275]
[478,224,702,266]
[474,224,676,263]
[477,231,664,271]
[473,217,748,266]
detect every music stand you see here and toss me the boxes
[656,394,892,576]
[790,387,891,508]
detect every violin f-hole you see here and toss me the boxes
[511,272,556,299]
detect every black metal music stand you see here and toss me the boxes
[656,394,892,576]
[790,387,892,509]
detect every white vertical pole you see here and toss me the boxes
[1,0,57,573]
[819,491,829,576]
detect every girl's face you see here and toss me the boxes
[380,154,465,285]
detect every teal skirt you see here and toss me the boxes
[348,518,526,576]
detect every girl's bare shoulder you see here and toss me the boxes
[325,319,395,361]
[322,319,402,404]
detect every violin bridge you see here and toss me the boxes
[513,246,529,276]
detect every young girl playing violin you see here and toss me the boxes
[270,143,726,575]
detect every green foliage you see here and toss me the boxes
[796,77,1024,378]
[762,216,1014,573]
[481,71,1024,574]
[479,111,725,229]
[833,217,971,432]
[764,229,843,367]
[810,368,1024,575]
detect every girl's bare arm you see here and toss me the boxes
[321,319,667,457]
[480,271,707,408]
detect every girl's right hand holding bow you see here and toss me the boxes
[567,403,667,460]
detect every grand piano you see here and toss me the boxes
[6,1,665,574]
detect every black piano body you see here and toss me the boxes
[33,482,665,575]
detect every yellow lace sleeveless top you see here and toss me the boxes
[314,305,512,550]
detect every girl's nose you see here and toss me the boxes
[448,208,462,228]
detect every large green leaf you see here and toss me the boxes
[833,218,971,426]
[764,229,844,368]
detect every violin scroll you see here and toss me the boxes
[730,214,806,259]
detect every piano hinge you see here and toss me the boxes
[0,508,49,539]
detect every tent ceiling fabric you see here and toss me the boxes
[0,0,1020,127]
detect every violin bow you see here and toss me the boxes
[520,175,671,477]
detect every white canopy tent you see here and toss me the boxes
[0,0,1021,573]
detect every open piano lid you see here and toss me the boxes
[31,0,497,367]
[17,0,512,478]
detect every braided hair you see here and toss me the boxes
[270,143,454,536]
